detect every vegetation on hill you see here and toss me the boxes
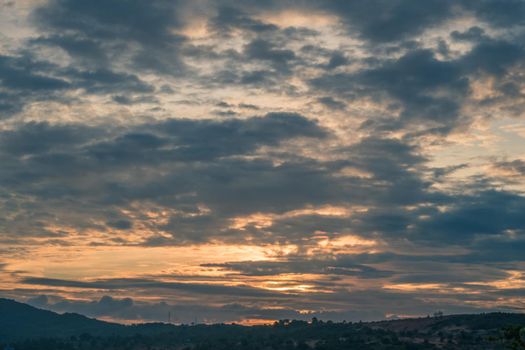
[2,299,525,349]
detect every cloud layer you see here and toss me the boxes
[1,0,525,324]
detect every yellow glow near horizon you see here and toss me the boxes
[383,283,445,292]
[5,244,272,280]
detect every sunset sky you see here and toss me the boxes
[1,0,525,324]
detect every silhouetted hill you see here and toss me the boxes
[370,312,525,333]
[2,298,525,349]
[0,298,128,341]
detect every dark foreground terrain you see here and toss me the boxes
[1,298,525,349]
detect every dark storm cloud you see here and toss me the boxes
[235,214,352,244]
[361,50,467,117]
[312,35,525,134]
[0,113,324,160]
[141,135,435,244]
[25,0,525,92]
[432,164,468,180]
[67,68,155,94]
[317,0,456,43]
[21,277,286,299]
[25,0,525,124]
[216,0,455,44]
[30,35,108,66]
[317,96,346,110]
[324,52,349,70]
[2,112,523,250]
[208,246,523,283]
[155,112,325,159]
[411,190,525,243]
[461,39,524,76]
[391,267,509,284]
[0,52,154,118]
[311,49,469,134]
[239,70,275,86]
[78,112,326,169]
[233,163,525,253]
[2,0,525,323]
[0,113,333,242]
[210,6,278,34]
[33,0,188,74]
[0,121,101,157]
[203,257,392,278]
[0,54,69,117]
[463,0,525,28]
[112,95,158,105]
[145,158,347,240]
[34,0,183,44]
[344,137,432,206]
[462,236,525,263]
[238,103,259,110]
[106,219,133,230]
[450,26,488,42]
[343,187,525,246]
[0,55,69,91]
[494,159,525,176]
[230,0,525,45]
[244,39,296,72]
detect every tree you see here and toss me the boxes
[502,326,525,349]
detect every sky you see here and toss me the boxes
[1,0,525,325]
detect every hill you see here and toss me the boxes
[0,298,128,341]
[2,298,525,349]
[0,298,176,341]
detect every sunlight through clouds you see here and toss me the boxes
[1,0,525,325]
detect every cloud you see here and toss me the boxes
[450,26,488,42]
[106,219,133,230]
[494,159,525,176]
[0,52,154,119]
[66,68,155,94]
[0,54,69,118]
[2,0,525,324]
[461,39,523,75]
[244,39,296,72]
[21,277,287,299]
[311,49,469,135]
[203,257,392,278]
[0,122,101,156]
[318,0,456,43]
[463,0,525,28]
[317,96,346,110]
[30,35,109,67]
[0,113,330,243]
[33,0,188,74]
[0,55,69,91]
[312,34,525,135]
[412,190,525,243]
[324,52,349,70]
[209,6,278,34]
[27,294,315,323]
